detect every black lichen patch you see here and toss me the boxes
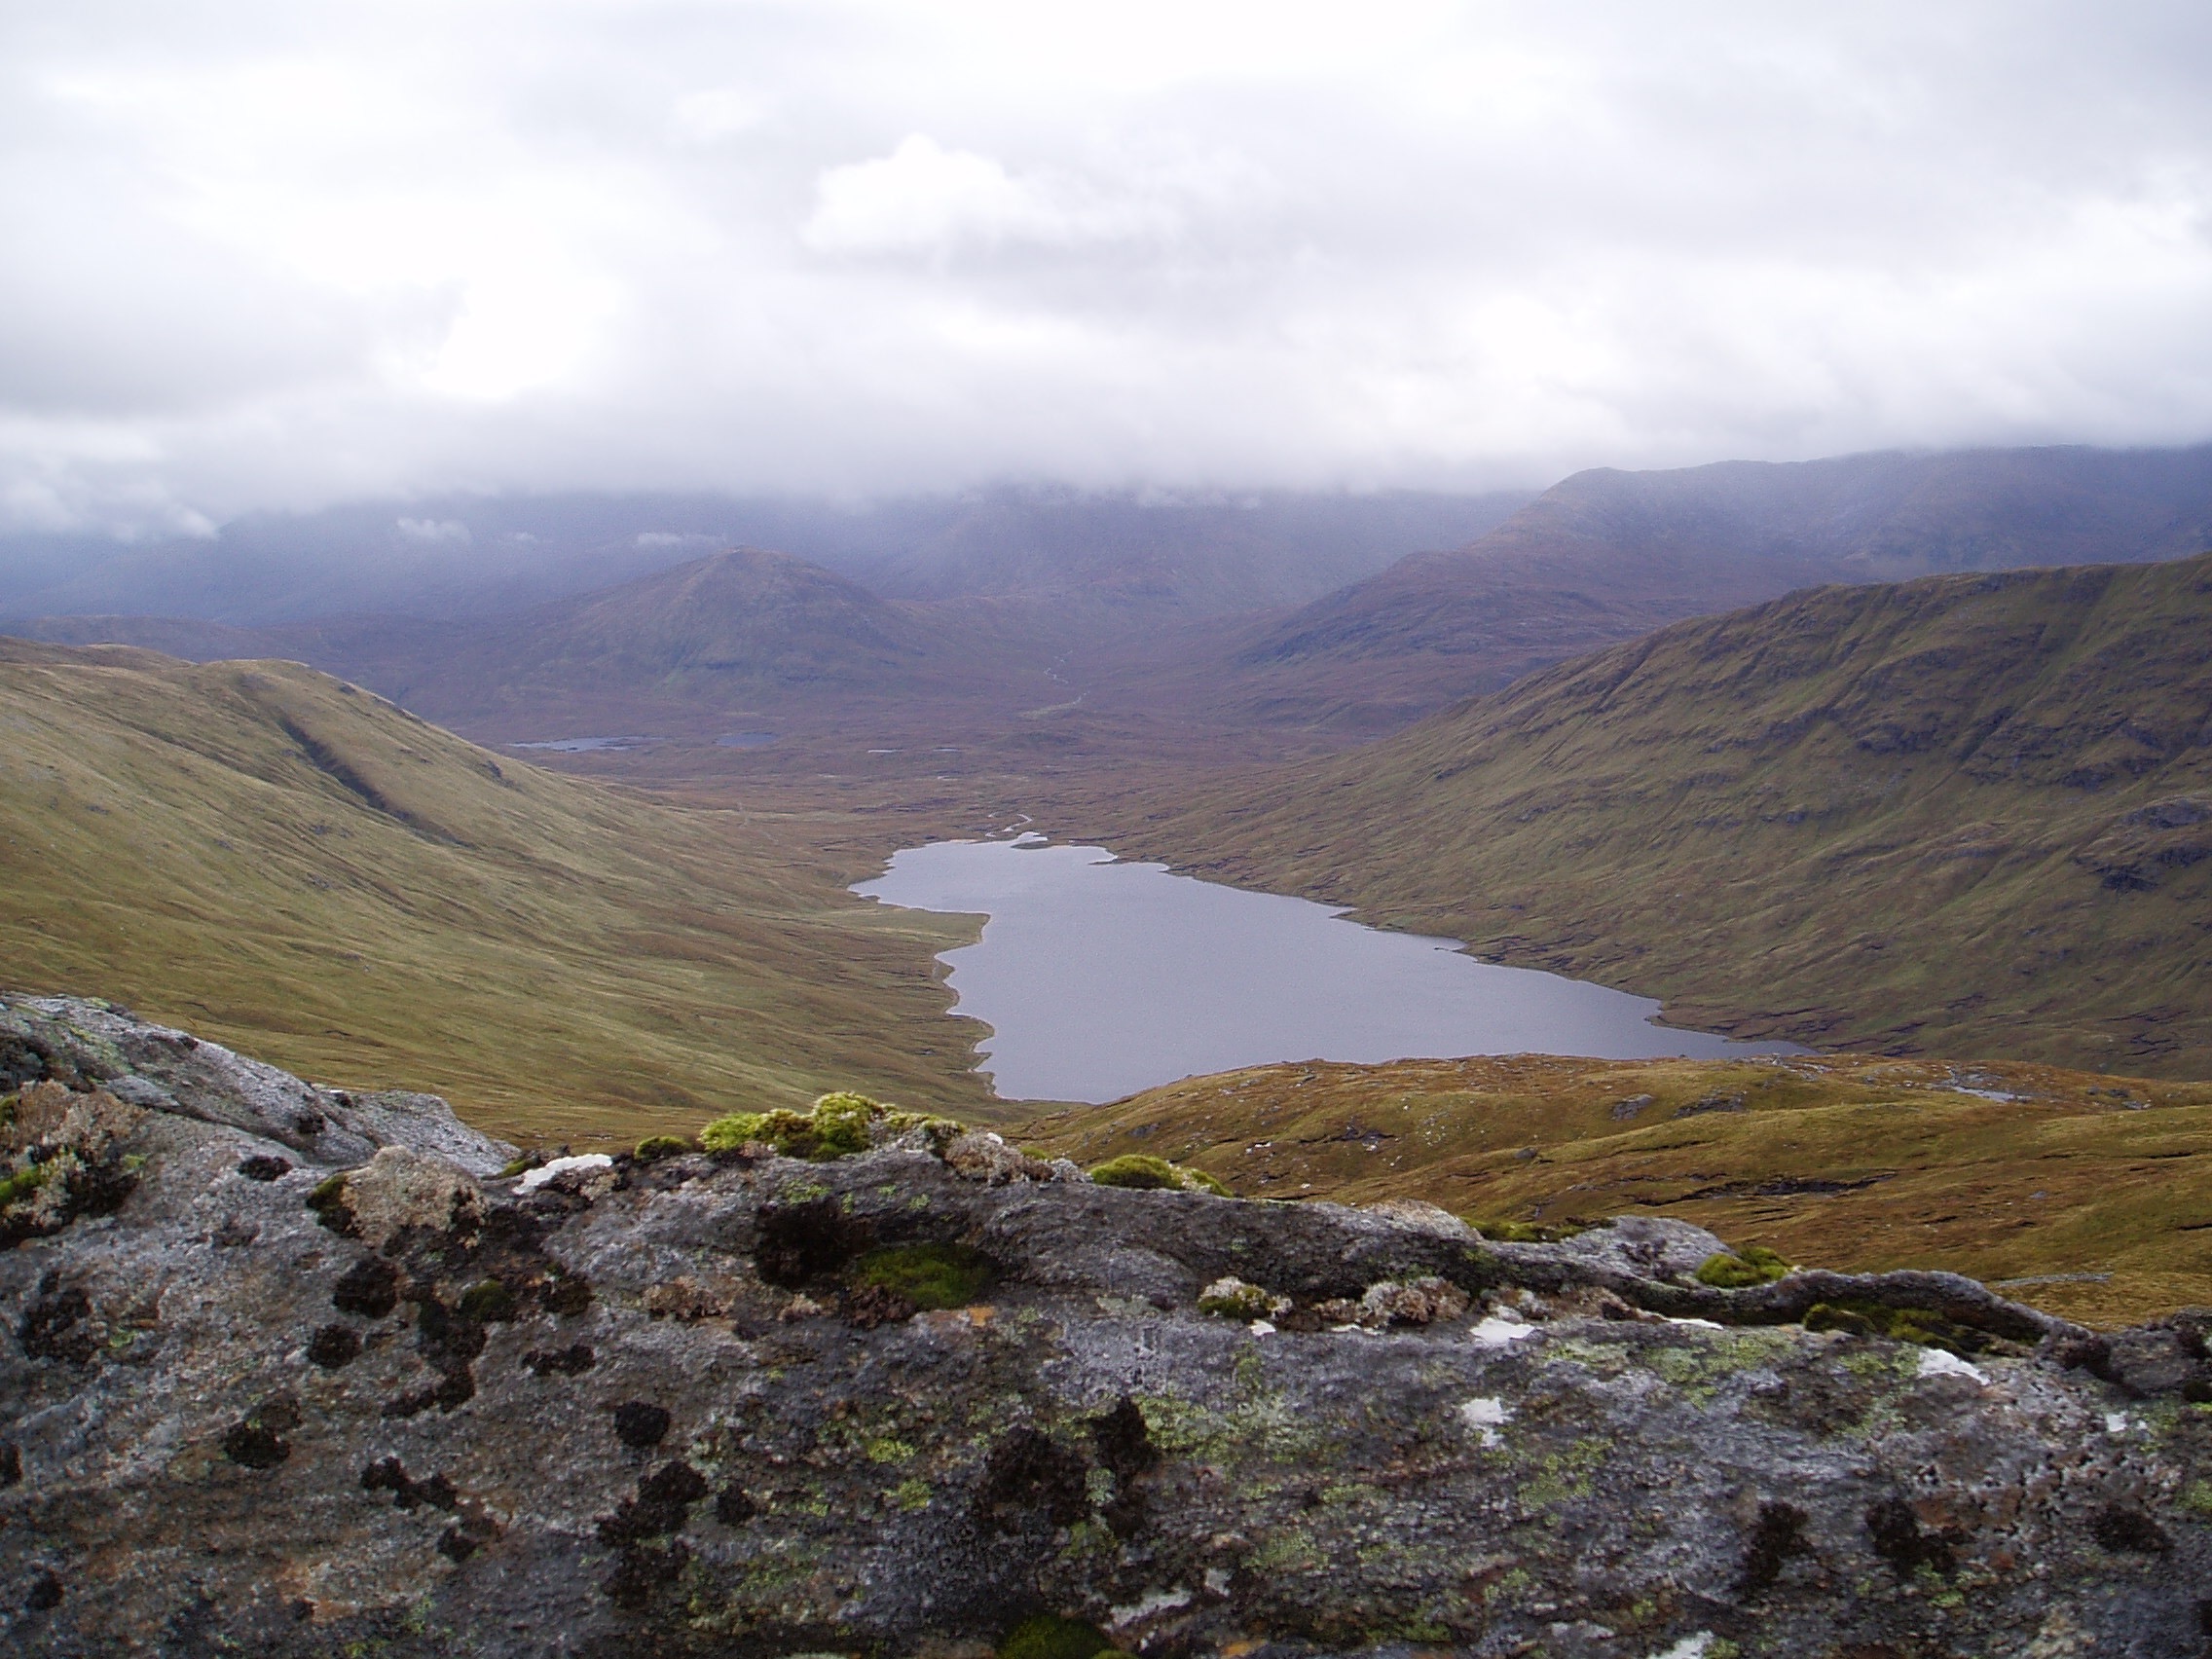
[24,1569,63,1614]
[2089,1503,2173,1554]
[602,1538,690,1610]
[331,1256,400,1318]
[1736,1499,1810,1597]
[598,1460,710,1548]
[0,1442,19,1488]
[18,1284,99,1366]
[754,1195,875,1287]
[1864,1494,1960,1576]
[1089,1395,1158,1481]
[437,1516,498,1564]
[974,1427,1090,1533]
[237,1155,291,1182]
[0,1034,52,1090]
[595,1462,709,1609]
[713,1485,756,1526]
[223,1392,302,1470]
[361,1456,458,1512]
[611,1401,673,1449]
[308,1324,363,1369]
[525,1342,595,1377]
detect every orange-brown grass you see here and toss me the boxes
[1019,1051,2212,1328]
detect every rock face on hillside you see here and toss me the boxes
[5,996,2212,1657]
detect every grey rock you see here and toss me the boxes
[2,998,2210,1657]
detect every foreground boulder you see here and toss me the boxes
[2,996,2211,1656]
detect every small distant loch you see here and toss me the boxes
[855,836,1802,1102]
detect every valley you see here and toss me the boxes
[4,444,2211,1327]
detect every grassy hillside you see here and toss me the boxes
[0,642,997,1144]
[1020,1052,2212,1328]
[1089,554,2212,1074]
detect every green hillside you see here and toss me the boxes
[1089,553,2212,1074]
[0,642,994,1143]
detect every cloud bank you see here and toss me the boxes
[6,0,2212,534]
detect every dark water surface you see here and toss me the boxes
[855,837,1801,1102]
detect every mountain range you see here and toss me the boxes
[10,444,2209,758]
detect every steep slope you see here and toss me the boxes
[0,641,993,1138]
[1234,443,2212,727]
[1022,1052,2212,1328]
[1090,554,2212,1074]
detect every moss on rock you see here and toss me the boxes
[1089,1154,1229,1195]
[1696,1245,1792,1288]
[849,1242,996,1310]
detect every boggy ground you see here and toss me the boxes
[6,997,2212,1657]
[1019,1052,2212,1330]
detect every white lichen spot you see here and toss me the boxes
[1248,1319,1276,1337]
[1917,1348,1988,1384]
[1470,1315,1541,1349]
[1664,1316,1724,1331]
[1651,1635,1715,1659]
[1110,1587,1193,1626]
[517,1153,614,1194]
[1458,1395,1511,1447]
[2105,1411,2134,1435]
[1203,1567,1232,1595]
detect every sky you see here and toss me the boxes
[7,1,2212,538]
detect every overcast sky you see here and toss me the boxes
[7,1,2212,536]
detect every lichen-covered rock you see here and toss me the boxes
[944,1129,1055,1185]
[330,1145,489,1248]
[1355,1274,1471,1327]
[3,997,2211,1657]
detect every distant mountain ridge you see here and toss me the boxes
[1227,443,2212,727]
[1090,551,2212,1075]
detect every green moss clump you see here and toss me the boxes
[1088,1154,1228,1196]
[633,1134,694,1163]
[1473,1218,1586,1243]
[497,1152,546,1179]
[998,1614,1115,1659]
[0,1160,54,1208]
[458,1279,517,1321]
[1802,1298,1983,1355]
[305,1172,352,1231]
[805,1092,877,1158]
[1695,1246,1792,1288]
[1198,1276,1288,1321]
[850,1242,996,1310]
[699,1112,772,1153]
[699,1091,894,1161]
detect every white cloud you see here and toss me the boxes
[802,135,1180,256]
[395,517,471,545]
[2,0,2211,534]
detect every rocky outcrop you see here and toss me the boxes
[4,996,2212,1656]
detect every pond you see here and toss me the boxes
[854,836,1801,1102]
